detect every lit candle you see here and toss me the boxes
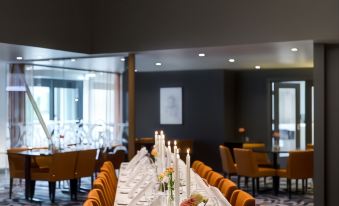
[173,140,177,154]
[168,141,171,153]
[186,148,191,198]
[154,131,159,147]
[174,148,180,206]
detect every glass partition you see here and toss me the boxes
[7,64,126,151]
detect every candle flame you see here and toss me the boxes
[155,131,158,135]
[174,140,177,146]
[160,130,164,135]
[187,148,190,154]
[168,141,171,146]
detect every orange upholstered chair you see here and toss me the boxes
[93,177,113,205]
[230,189,255,206]
[100,161,118,188]
[83,198,100,206]
[242,143,265,149]
[75,149,97,188]
[88,188,108,206]
[192,160,204,172]
[277,150,313,198]
[197,164,212,179]
[218,178,237,201]
[31,151,78,202]
[233,148,276,196]
[207,171,224,187]
[219,145,237,178]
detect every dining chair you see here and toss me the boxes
[106,146,126,170]
[97,172,116,200]
[242,143,265,149]
[75,149,97,189]
[230,189,255,206]
[192,160,204,172]
[31,151,78,203]
[83,198,100,206]
[219,145,237,178]
[87,188,108,206]
[197,164,212,179]
[277,150,313,198]
[218,178,237,201]
[7,148,29,199]
[100,161,118,187]
[207,171,224,187]
[233,148,276,196]
[93,177,113,205]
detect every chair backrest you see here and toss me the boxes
[7,148,28,178]
[233,148,258,177]
[242,143,265,149]
[219,145,237,174]
[88,188,108,206]
[253,152,271,165]
[192,160,204,171]
[101,161,118,184]
[197,164,212,179]
[49,151,77,181]
[106,149,126,170]
[75,149,97,178]
[94,177,114,205]
[218,178,237,201]
[287,150,313,179]
[207,171,224,187]
[83,198,100,206]
[230,189,255,206]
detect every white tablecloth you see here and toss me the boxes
[114,158,231,206]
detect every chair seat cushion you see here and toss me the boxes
[256,167,276,177]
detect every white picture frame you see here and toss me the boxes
[160,87,182,125]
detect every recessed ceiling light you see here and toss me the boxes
[16,56,23,60]
[155,62,162,66]
[291,48,298,52]
[228,58,235,63]
[198,53,205,57]
[255,65,261,70]
[134,69,138,72]
[71,58,76,62]
[120,58,125,62]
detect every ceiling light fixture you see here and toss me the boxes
[16,56,23,60]
[120,58,125,62]
[255,65,261,70]
[198,53,205,57]
[291,48,298,52]
[155,62,162,66]
[134,69,138,72]
[228,58,235,63]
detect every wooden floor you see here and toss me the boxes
[0,170,313,206]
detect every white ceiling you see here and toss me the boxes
[135,40,314,72]
[0,40,313,73]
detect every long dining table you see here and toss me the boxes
[114,150,231,206]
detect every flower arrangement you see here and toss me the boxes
[158,167,175,200]
[151,147,158,157]
[180,193,208,206]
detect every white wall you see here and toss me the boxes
[0,63,8,169]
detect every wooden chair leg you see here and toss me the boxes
[251,177,256,197]
[245,177,249,188]
[302,179,305,194]
[264,177,267,185]
[296,179,298,193]
[305,178,308,193]
[9,177,13,199]
[288,179,291,199]
[237,176,241,188]
[256,177,260,192]
[49,181,56,203]
[29,180,36,199]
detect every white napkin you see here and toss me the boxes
[128,173,151,198]
[210,186,232,206]
[128,180,155,206]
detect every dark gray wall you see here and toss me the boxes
[235,69,314,145]
[0,0,92,53]
[135,70,236,170]
[92,0,339,53]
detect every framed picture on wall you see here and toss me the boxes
[160,87,183,125]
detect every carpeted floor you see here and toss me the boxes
[0,170,313,205]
